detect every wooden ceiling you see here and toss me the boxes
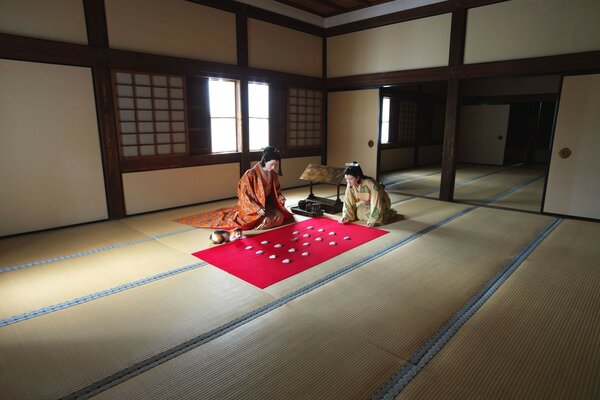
[273,0,397,18]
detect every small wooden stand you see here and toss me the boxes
[291,164,345,216]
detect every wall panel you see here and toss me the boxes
[248,19,322,77]
[105,0,237,63]
[0,0,87,44]
[327,90,379,177]
[122,163,240,215]
[0,59,107,236]
[465,0,600,64]
[327,14,451,78]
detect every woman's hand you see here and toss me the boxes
[339,217,348,224]
[278,194,286,205]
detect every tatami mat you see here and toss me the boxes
[287,207,554,359]
[94,305,403,400]
[0,220,146,270]
[488,175,544,211]
[0,266,275,399]
[1,179,597,400]
[399,219,600,399]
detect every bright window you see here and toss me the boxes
[209,79,238,153]
[381,97,390,144]
[249,82,269,151]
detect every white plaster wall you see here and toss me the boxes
[327,13,451,78]
[465,0,600,64]
[105,0,237,64]
[327,90,380,177]
[122,163,240,215]
[248,19,322,77]
[0,0,87,44]
[380,148,414,172]
[0,59,107,236]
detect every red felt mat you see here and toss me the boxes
[192,217,388,288]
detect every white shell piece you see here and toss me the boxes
[269,254,277,259]
[261,240,269,244]
[303,233,310,238]
[344,236,351,240]
[282,259,291,264]
[288,248,296,253]
[274,244,283,248]
[303,242,310,246]
[315,237,323,241]
[302,252,309,256]
[241,235,247,239]
[307,226,314,230]
[245,246,253,250]
[318,228,324,232]
[293,231,300,235]
[329,231,336,236]
[256,250,264,255]
[329,241,337,245]
[291,237,299,241]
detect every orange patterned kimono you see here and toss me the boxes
[175,164,293,230]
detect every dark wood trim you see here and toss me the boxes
[463,93,558,105]
[326,66,448,91]
[247,67,322,88]
[83,0,109,48]
[439,73,460,201]
[458,51,600,79]
[448,8,466,66]
[236,13,248,68]
[248,148,321,161]
[326,1,454,37]
[187,0,324,36]
[239,77,250,176]
[322,36,328,166]
[121,152,241,173]
[92,59,125,218]
[106,48,241,78]
[459,0,510,9]
[0,33,96,66]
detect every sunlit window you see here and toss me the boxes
[381,97,391,144]
[209,79,238,153]
[249,82,269,151]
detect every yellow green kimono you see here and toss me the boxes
[342,178,395,226]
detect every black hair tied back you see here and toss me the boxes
[344,161,364,178]
[261,146,283,176]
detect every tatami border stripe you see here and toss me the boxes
[0,261,207,327]
[371,217,563,400]
[60,205,477,399]
[482,174,545,204]
[0,227,196,274]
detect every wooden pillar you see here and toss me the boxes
[439,5,466,201]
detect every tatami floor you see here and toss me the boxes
[381,163,546,212]
[1,170,599,399]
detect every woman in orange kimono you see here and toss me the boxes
[176,147,293,230]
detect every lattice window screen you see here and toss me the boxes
[398,100,417,144]
[114,71,188,158]
[288,88,322,148]
[431,103,446,143]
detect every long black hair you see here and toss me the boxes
[260,146,283,176]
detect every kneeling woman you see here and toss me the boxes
[339,163,396,227]
[175,146,293,230]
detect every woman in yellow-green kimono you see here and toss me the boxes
[339,162,397,227]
